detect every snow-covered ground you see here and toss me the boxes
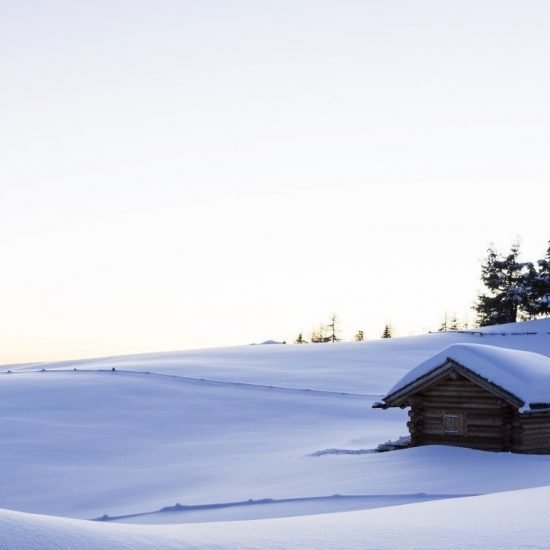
[3,485,550,549]
[2,318,550,548]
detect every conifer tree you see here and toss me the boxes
[310,315,341,343]
[327,314,341,343]
[523,241,550,318]
[381,323,392,338]
[449,315,460,331]
[311,324,328,343]
[537,241,550,315]
[475,242,528,326]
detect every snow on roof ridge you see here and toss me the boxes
[385,343,550,412]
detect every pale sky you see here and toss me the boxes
[1,1,549,363]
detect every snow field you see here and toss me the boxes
[2,318,550,547]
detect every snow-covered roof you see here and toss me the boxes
[384,343,550,412]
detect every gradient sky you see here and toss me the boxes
[1,1,549,363]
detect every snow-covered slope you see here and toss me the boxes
[3,485,550,550]
[2,319,550,548]
[0,369,403,519]
[8,318,550,394]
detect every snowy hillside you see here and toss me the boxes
[2,318,550,548]
[9,317,550,394]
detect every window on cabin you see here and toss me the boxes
[443,413,463,435]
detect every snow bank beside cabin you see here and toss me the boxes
[386,343,550,411]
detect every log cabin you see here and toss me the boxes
[374,343,550,453]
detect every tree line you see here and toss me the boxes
[294,315,392,343]
[291,239,550,344]
[474,240,550,326]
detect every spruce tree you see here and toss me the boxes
[381,323,392,338]
[537,241,550,315]
[523,241,550,318]
[475,242,528,326]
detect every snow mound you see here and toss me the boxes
[476,317,550,334]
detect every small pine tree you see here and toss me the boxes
[311,324,328,343]
[354,330,365,341]
[449,315,460,331]
[294,332,307,344]
[381,323,392,338]
[327,314,341,343]
[310,315,341,343]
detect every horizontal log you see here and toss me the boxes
[422,428,459,436]
[433,379,484,387]
[521,425,550,432]
[520,424,550,432]
[422,410,444,418]
[466,429,503,438]
[423,386,492,395]
[515,444,550,452]
[467,413,505,421]
[422,392,499,404]
[466,417,504,427]
[421,401,503,410]
[421,411,507,423]
[520,443,550,450]
[420,432,502,441]
[521,437,550,444]
[423,382,491,390]
[422,390,494,397]
[421,428,504,440]
[517,436,550,443]
[427,385,499,395]
[423,423,443,432]
[422,395,502,403]
[522,423,550,431]
[421,439,505,451]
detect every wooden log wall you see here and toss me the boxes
[410,374,517,452]
[401,370,550,453]
[517,414,550,453]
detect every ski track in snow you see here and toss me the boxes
[305,448,376,457]
[95,492,474,524]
